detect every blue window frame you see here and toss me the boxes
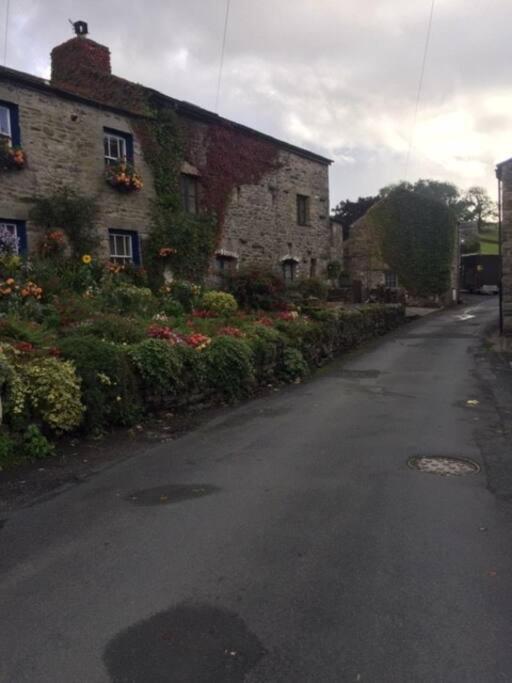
[103,127,133,165]
[0,219,28,255]
[108,229,141,265]
[0,100,21,146]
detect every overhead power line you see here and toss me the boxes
[404,0,436,179]
[215,0,231,113]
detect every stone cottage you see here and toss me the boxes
[0,22,339,281]
[344,202,459,304]
[496,158,511,334]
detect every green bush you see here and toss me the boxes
[204,336,255,400]
[16,357,84,433]
[65,313,147,344]
[296,277,328,300]
[22,424,55,459]
[59,335,142,431]
[201,290,238,316]
[129,339,184,404]
[165,280,201,313]
[0,432,16,470]
[247,325,283,383]
[99,282,158,317]
[0,318,55,347]
[225,268,286,310]
[278,348,309,382]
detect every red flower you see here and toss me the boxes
[184,333,211,349]
[147,324,183,344]
[218,326,245,338]
[48,347,61,357]
[14,341,34,353]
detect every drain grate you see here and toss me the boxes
[408,456,480,476]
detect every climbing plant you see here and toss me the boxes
[368,188,456,297]
[134,106,217,283]
[28,187,99,257]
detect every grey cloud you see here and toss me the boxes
[3,0,512,202]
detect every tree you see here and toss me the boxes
[463,186,497,233]
[368,187,456,298]
[332,196,378,241]
[380,179,468,221]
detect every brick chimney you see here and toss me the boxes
[51,22,111,87]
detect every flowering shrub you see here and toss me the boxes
[217,326,245,338]
[1,348,84,433]
[105,161,143,192]
[275,310,299,321]
[0,278,44,313]
[184,333,211,351]
[38,230,66,258]
[147,324,183,345]
[201,291,238,316]
[0,225,19,255]
[256,316,273,327]
[0,141,26,171]
[158,247,177,258]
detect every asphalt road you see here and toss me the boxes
[2,296,512,682]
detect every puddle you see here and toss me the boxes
[104,602,265,682]
[124,484,219,506]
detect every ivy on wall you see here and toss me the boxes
[134,105,217,282]
[51,49,283,282]
[367,188,456,297]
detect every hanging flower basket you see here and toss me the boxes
[105,160,143,192]
[0,140,27,171]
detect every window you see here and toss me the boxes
[385,271,398,288]
[108,229,141,265]
[216,254,237,274]
[181,174,199,214]
[0,220,27,255]
[309,258,317,278]
[0,106,11,141]
[0,100,20,145]
[103,128,133,165]
[282,259,297,283]
[297,194,310,226]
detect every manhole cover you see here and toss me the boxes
[407,456,480,476]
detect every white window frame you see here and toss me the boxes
[109,232,133,264]
[104,132,127,165]
[0,222,19,254]
[0,105,11,142]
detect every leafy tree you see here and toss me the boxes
[380,179,468,220]
[368,187,456,298]
[463,186,497,233]
[332,196,378,240]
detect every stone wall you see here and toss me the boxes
[0,79,155,261]
[498,160,512,334]
[0,74,338,277]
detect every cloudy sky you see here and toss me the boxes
[2,0,511,206]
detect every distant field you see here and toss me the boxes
[478,225,499,255]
